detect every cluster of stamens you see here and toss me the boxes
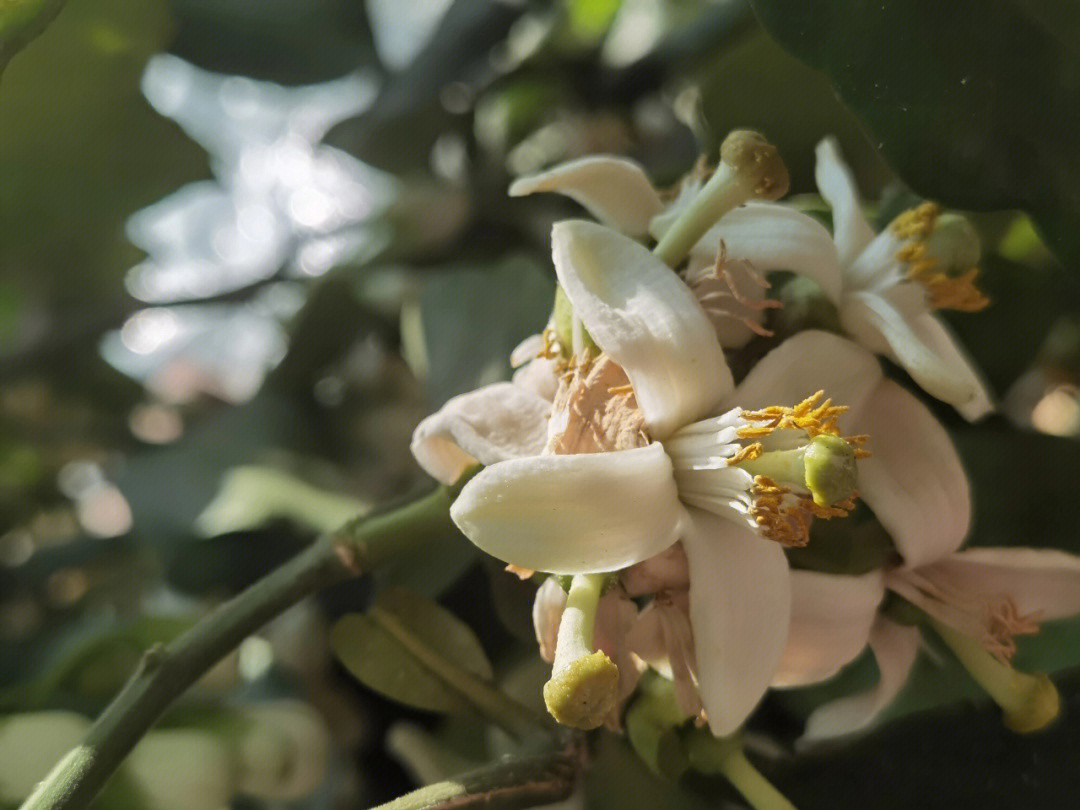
[737,390,868,453]
[891,202,990,313]
[690,242,781,338]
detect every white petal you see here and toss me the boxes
[926,548,1080,621]
[855,379,971,567]
[533,577,567,663]
[511,356,562,402]
[814,138,875,265]
[552,221,731,438]
[800,618,921,743]
[690,203,844,304]
[773,569,886,688]
[682,508,792,736]
[509,156,663,238]
[410,382,551,484]
[727,330,882,419]
[844,228,906,291]
[450,443,685,574]
[841,290,994,420]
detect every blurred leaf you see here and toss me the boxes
[749,0,1080,269]
[407,254,555,406]
[330,587,492,714]
[0,0,65,74]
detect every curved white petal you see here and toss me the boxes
[773,569,886,688]
[451,443,685,574]
[800,618,921,743]
[552,220,731,438]
[841,290,994,420]
[682,508,792,736]
[509,156,663,238]
[926,548,1080,621]
[814,138,875,265]
[854,379,971,568]
[727,330,882,421]
[844,228,906,292]
[690,204,845,304]
[410,382,552,484]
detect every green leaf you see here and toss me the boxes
[0,0,65,74]
[748,0,1080,268]
[330,587,493,714]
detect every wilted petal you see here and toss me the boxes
[814,138,875,265]
[691,204,844,304]
[841,290,994,420]
[682,508,791,736]
[727,330,882,419]
[410,383,551,484]
[855,378,971,568]
[800,618,921,743]
[553,221,731,438]
[773,570,886,688]
[451,443,685,574]
[926,548,1080,621]
[509,156,664,238]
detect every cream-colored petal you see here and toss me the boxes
[926,548,1080,621]
[410,383,551,484]
[727,330,882,420]
[552,220,731,438]
[773,570,886,688]
[800,618,921,743]
[509,156,663,237]
[855,378,970,568]
[690,203,844,304]
[841,290,994,420]
[814,138,875,265]
[450,443,685,574]
[682,508,792,736]
[844,228,906,292]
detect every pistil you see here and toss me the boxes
[542,573,620,729]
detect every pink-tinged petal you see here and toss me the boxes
[511,355,562,402]
[451,443,685,574]
[410,382,551,484]
[773,570,886,688]
[855,378,971,567]
[841,290,994,420]
[925,548,1080,621]
[800,618,921,743]
[552,221,731,438]
[814,138,875,265]
[682,507,792,736]
[509,156,663,238]
[691,203,845,304]
[533,577,567,663]
[727,330,882,420]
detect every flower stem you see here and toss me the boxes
[930,618,1060,733]
[685,730,797,810]
[19,471,480,810]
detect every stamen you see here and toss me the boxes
[738,391,848,439]
[538,327,564,360]
[727,442,764,466]
[892,203,990,312]
[690,245,781,339]
[890,201,941,239]
[750,475,811,547]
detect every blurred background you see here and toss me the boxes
[3,0,1080,808]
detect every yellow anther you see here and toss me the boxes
[738,391,848,439]
[750,475,812,548]
[607,384,635,395]
[539,327,564,360]
[726,442,764,466]
[890,201,941,239]
[915,266,991,312]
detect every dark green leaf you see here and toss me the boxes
[0,0,65,75]
[749,0,1080,268]
[330,587,492,713]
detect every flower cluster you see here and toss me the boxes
[410,132,1080,751]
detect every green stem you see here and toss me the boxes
[19,472,479,810]
[368,606,549,739]
[372,734,585,810]
[685,731,797,810]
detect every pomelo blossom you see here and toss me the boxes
[509,139,994,420]
[412,205,966,735]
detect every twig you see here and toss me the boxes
[372,734,586,810]
[20,475,476,810]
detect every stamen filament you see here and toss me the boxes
[930,617,1060,733]
[543,574,620,729]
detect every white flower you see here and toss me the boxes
[412,216,964,735]
[509,142,994,420]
